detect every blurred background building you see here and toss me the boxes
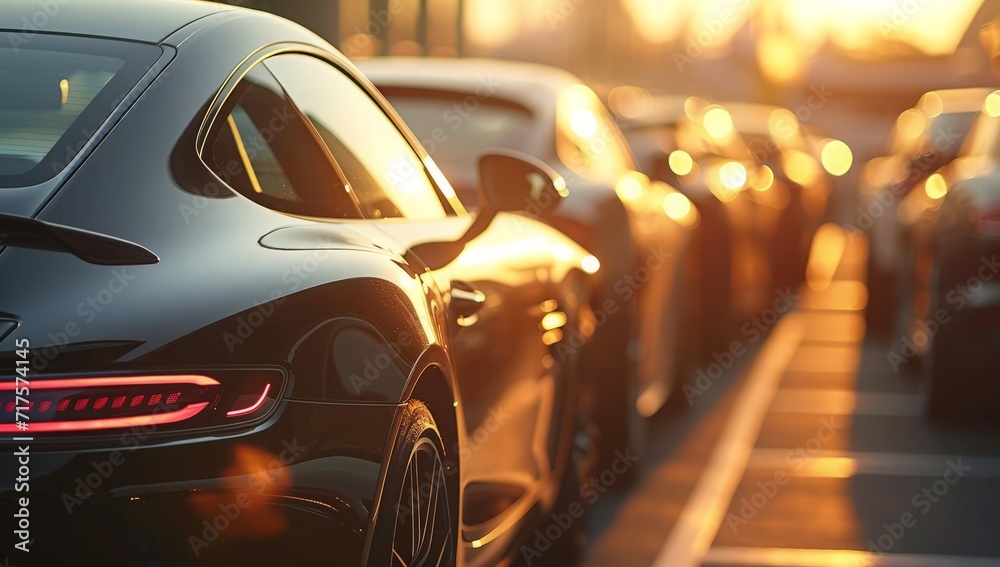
[217,0,1000,213]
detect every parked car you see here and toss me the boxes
[860,87,993,335]
[618,96,798,347]
[892,90,1000,417]
[0,2,601,565]
[358,58,702,479]
[723,102,841,287]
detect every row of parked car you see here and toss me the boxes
[358,57,855,475]
[861,87,1000,418]
[0,2,844,565]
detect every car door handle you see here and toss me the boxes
[449,283,486,321]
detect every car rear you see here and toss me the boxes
[0,19,388,564]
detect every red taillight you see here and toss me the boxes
[227,383,271,417]
[0,370,283,435]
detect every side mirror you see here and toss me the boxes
[477,149,568,215]
[410,150,568,271]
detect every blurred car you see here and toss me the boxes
[860,87,993,335]
[617,96,811,346]
[724,101,844,285]
[0,2,601,565]
[892,90,1000,417]
[359,58,702,478]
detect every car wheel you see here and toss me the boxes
[923,262,965,420]
[531,454,587,566]
[865,248,897,337]
[669,256,701,409]
[370,401,456,567]
[697,200,734,353]
[593,359,645,487]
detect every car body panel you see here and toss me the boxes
[359,58,698,423]
[0,0,230,44]
[0,6,595,565]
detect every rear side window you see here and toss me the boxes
[263,54,448,220]
[203,64,362,218]
[0,33,161,188]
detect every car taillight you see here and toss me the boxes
[0,370,283,434]
[971,210,1000,239]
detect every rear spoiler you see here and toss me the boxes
[0,213,158,266]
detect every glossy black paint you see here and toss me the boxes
[0,3,595,565]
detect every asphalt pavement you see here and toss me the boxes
[583,231,1000,567]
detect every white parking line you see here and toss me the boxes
[746,449,1000,478]
[649,315,807,567]
[769,390,924,417]
[702,546,1000,567]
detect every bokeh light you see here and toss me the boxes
[668,150,694,176]
[821,140,854,177]
[704,107,734,139]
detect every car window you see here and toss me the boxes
[203,64,361,219]
[0,34,161,188]
[557,84,637,180]
[263,54,448,220]
[378,88,536,209]
[378,88,535,167]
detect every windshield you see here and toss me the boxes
[0,33,161,188]
[379,88,536,173]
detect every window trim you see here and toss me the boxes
[202,65,365,219]
[197,43,464,220]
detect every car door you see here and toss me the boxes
[556,87,692,412]
[261,52,586,551]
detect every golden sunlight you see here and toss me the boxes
[465,0,518,47]
[777,0,984,57]
[621,0,691,44]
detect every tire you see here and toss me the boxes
[865,262,896,337]
[593,379,645,487]
[697,200,734,354]
[668,254,701,410]
[771,198,807,292]
[923,262,969,420]
[368,401,456,567]
[529,455,587,567]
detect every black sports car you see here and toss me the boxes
[0,1,599,565]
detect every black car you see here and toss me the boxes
[0,1,600,565]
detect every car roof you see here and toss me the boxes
[0,0,232,44]
[356,57,580,113]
